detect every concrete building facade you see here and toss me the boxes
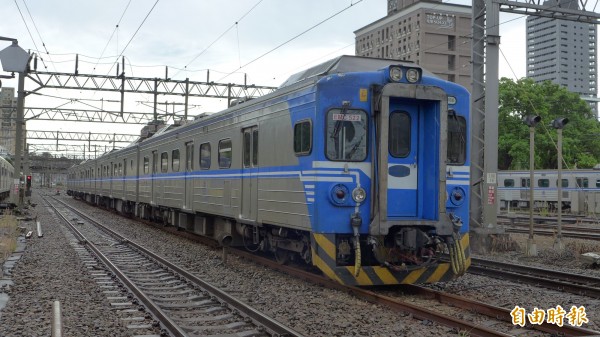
[1,87,17,155]
[0,87,26,156]
[526,0,598,115]
[354,0,472,90]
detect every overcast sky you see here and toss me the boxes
[0,0,594,156]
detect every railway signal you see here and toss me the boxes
[523,115,542,257]
[552,117,569,251]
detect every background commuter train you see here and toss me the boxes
[0,156,14,201]
[498,169,600,214]
[67,56,471,286]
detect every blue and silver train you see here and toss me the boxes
[67,56,471,286]
[0,156,14,201]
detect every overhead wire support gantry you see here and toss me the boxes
[25,55,278,122]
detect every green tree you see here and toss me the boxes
[498,78,600,170]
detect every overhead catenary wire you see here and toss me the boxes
[171,0,264,79]
[216,0,367,82]
[92,0,133,73]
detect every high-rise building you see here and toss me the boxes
[526,0,598,115]
[0,87,26,156]
[354,0,472,90]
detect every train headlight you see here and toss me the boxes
[405,68,420,83]
[389,67,403,82]
[448,96,457,105]
[352,187,366,203]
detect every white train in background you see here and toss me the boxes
[497,169,600,215]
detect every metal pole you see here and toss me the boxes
[12,71,25,207]
[555,128,564,251]
[526,127,537,256]
[51,300,62,337]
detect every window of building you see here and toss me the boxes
[218,139,232,169]
[448,35,455,51]
[294,120,312,155]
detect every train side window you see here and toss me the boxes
[327,108,368,161]
[596,179,600,188]
[521,178,530,187]
[447,112,466,165]
[252,129,258,167]
[389,111,410,158]
[118,163,122,176]
[556,179,568,188]
[200,143,211,170]
[161,152,168,173]
[504,179,514,187]
[172,149,180,172]
[219,139,232,169]
[152,151,158,173]
[185,142,194,171]
[143,156,149,174]
[130,160,134,170]
[576,177,589,188]
[243,132,251,168]
[294,120,312,155]
[537,179,549,187]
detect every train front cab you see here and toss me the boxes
[311,70,471,286]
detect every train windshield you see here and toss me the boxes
[326,108,368,161]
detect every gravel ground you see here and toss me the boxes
[0,193,135,337]
[0,190,464,337]
[5,189,598,336]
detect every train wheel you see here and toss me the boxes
[274,248,290,265]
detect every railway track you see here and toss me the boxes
[470,257,600,298]
[497,215,600,240]
[59,196,600,337]
[46,196,302,337]
[233,249,600,337]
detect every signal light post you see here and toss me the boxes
[524,115,541,256]
[552,117,569,251]
[0,37,30,208]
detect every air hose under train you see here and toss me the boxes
[352,213,362,277]
[448,214,467,276]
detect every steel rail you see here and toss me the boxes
[230,249,514,337]
[403,285,599,337]
[503,227,600,240]
[62,197,600,336]
[45,198,188,337]
[53,197,303,337]
[470,257,600,298]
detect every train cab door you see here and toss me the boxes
[387,102,419,218]
[240,127,258,222]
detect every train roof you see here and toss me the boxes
[279,55,431,88]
